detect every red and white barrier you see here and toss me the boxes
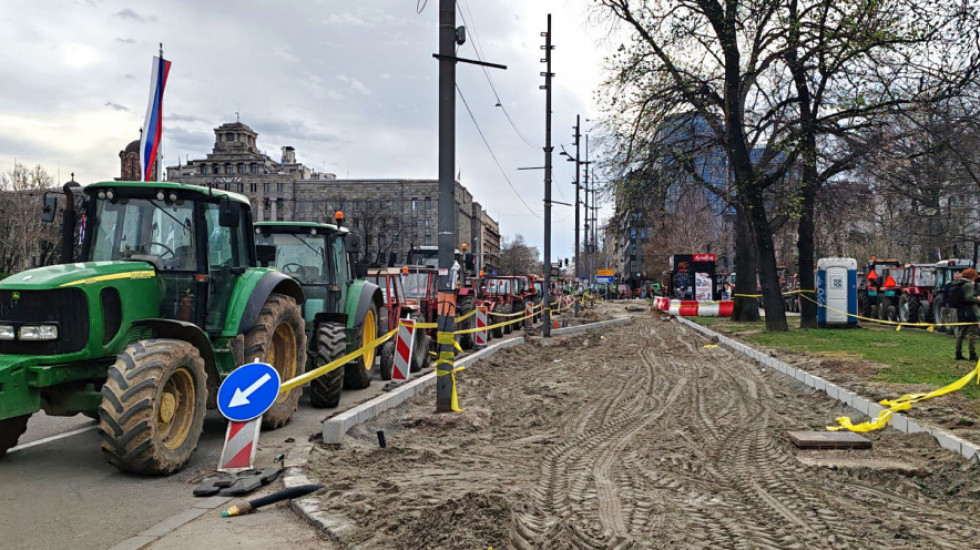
[393,318,416,381]
[655,298,733,317]
[475,306,488,348]
[218,418,260,472]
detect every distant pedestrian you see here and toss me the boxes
[952,269,980,361]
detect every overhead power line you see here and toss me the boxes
[456,83,542,220]
[457,1,539,150]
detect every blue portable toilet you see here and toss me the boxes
[817,257,858,328]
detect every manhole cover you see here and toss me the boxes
[787,430,872,449]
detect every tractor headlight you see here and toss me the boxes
[0,324,14,340]
[18,324,58,341]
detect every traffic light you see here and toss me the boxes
[564,258,569,267]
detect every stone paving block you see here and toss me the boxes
[906,418,928,433]
[889,413,909,433]
[852,396,871,417]
[932,430,962,454]
[825,384,838,399]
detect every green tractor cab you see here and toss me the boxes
[0,181,306,474]
[255,220,383,409]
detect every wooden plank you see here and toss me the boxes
[787,430,872,450]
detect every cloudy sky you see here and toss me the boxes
[0,0,620,261]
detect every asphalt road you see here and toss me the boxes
[0,372,390,550]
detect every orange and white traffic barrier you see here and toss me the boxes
[393,318,417,381]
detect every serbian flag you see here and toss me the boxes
[139,54,172,182]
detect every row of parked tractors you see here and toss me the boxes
[856,257,974,331]
[0,180,553,475]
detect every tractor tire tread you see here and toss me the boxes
[310,323,346,409]
[242,294,307,430]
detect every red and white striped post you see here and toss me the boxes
[393,318,416,381]
[525,301,534,329]
[218,418,261,472]
[474,306,488,349]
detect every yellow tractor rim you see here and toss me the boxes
[271,322,298,404]
[362,309,377,370]
[159,367,195,450]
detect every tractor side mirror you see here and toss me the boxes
[41,193,58,223]
[345,232,362,256]
[218,198,241,227]
[465,253,476,272]
[353,261,369,279]
[256,244,276,267]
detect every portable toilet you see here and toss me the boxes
[817,257,858,328]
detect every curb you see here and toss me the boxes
[675,316,980,461]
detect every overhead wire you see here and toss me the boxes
[457,1,539,150]
[456,83,543,220]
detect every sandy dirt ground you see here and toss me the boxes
[306,302,980,549]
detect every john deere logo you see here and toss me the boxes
[11,291,19,301]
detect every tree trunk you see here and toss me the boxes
[744,188,789,331]
[797,171,819,329]
[732,203,760,322]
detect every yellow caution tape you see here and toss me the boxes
[279,328,398,392]
[703,344,719,348]
[829,361,980,432]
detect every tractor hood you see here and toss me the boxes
[0,261,156,289]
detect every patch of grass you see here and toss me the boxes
[690,318,979,399]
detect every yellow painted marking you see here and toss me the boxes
[60,270,156,287]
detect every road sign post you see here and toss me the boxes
[216,362,281,472]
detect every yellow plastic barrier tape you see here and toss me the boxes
[829,362,980,432]
[279,328,397,393]
[799,293,976,329]
[456,307,479,322]
[434,331,464,411]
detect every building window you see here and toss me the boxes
[412,198,418,211]
[263,183,270,193]
[276,199,285,221]
[226,133,235,142]
[250,183,257,193]
[201,165,209,175]
[225,163,233,174]
[276,183,284,193]
[424,218,431,228]
[237,182,244,193]
[237,163,245,174]
[213,165,221,175]
[250,163,258,174]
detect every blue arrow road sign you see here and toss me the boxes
[217,362,281,422]
[596,275,615,284]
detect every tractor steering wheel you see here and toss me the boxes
[142,241,175,259]
[281,263,304,275]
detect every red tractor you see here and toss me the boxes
[482,276,521,338]
[366,268,428,376]
[897,263,937,324]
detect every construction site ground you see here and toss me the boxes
[305,301,980,549]
[700,316,980,449]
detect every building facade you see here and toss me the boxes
[166,121,500,266]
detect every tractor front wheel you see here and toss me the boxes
[345,303,379,389]
[0,414,30,458]
[244,293,307,430]
[503,304,514,334]
[99,339,207,475]
[310,323,345,408]
[379,341,395,381]
[458,295,475,350]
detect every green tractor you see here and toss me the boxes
[0,181,307,475]
[255,219,383,409]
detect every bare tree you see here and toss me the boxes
[0,163,59,276]
[499,234,541,275]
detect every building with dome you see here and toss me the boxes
[118,133,160,181]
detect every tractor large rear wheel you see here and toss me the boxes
[99,339,207,475]
[345,303,379,389]
[244,293,307,430]
[503,304,514,334]
[311,323,346,408]
[0,414,30,458]
[491,306,505,339]
[458,295,476,350]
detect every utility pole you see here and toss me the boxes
[435,0,457,412]
[433,0,505,412]
[583,135,590,286]
[573,115,581,282]
[541,14,554,337]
